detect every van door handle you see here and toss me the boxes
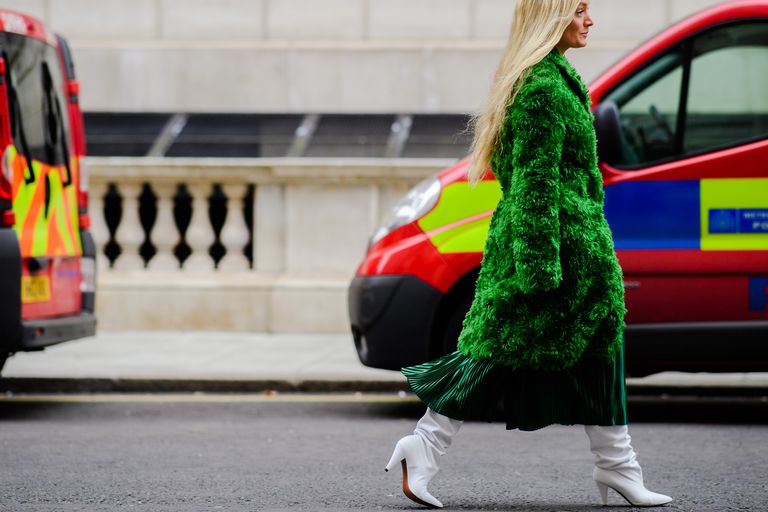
[28,256,50,272]
[23,158,35,184]
[43,173,51,218]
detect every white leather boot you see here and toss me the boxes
[385,408,463,508]
[585,425,673,507]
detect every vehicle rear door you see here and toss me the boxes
[5,32,83,319]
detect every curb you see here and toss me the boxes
[0,377,411,394]
[2,377,768,397]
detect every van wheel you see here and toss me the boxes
[438,292,474,356]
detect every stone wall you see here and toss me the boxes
[88,157,450,332]
[0,0,730,113]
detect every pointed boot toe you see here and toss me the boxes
[594,467,673,507]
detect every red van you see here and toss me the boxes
[0,10,95,373]
[349,1,768,376]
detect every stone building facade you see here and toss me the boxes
[2,0,728,113]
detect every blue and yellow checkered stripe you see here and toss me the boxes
[604,178,768,251]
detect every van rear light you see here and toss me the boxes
[0,146,13,200]
[0,175,10,201]
[80,257,96,293]
[78,213,90,230]
[0,57,13,162]
[67,80,79,98]
[1,210,14,227]
[77,159,89,211]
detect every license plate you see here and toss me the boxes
[21,275,51,303]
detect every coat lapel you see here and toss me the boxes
[546,48,591,110]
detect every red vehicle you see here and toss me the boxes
[0,10,95,373]
[349,1,768,376]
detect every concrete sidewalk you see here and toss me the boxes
[2,331,767,393]
[1,331,405,393]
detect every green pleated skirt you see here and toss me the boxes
[402,346,627,431]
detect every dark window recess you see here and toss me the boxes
[403,115,472,158]
[85,113,170,156]
[83,112,476,158]
[304,115,394,158]
[166,114,302,158]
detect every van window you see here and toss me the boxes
[603,50,685,167]
[6,34,46,163]
[685,22,768,152]
[604,21,768,169]
[5,33,70,167]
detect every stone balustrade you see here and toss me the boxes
[89,157,455,332]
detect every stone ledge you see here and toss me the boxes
[96,272,352,333]
[87,157,456,185]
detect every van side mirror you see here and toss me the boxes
[593,100,624,166]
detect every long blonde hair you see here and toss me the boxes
[467,0,581,185]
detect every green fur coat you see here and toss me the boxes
[456,48,626,371]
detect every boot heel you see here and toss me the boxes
[385,441,404,472]
[596,481,609,505]
[383,434,444,508]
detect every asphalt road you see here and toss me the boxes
[0,394,766,511]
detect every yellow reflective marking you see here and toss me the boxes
[30,163,49,257]
[701,178,768,251]
[418,180,500,254]
[10,147,34,238]
[10,153,82,257]
[48,166,76,255]
[418,181,501,232]
[12,178,33,235]
[428,215,493,254]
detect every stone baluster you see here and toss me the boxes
[183,183,215,272]
[112,182,145,271]
[218,183,251,271]
[147,182,180,271]
[88,180,111,272]
[254,184,285,273]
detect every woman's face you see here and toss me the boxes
[556,1,594,54]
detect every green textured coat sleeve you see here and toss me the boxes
[508,82,565,293]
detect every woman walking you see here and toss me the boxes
[385,0,673,508]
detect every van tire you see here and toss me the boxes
[439,292,473,356]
